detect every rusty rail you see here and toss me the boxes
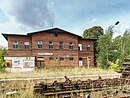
[34,76,130,98]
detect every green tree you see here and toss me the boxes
[83,26,104,66]
[122,30,130,55]
[83,26,104,39]
[111,35,125,66]
[97,29,130,69]
[0,48,7,72]
[96,29,113,69]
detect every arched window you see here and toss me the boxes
[59,42,64,49]
[49,57,54,61]
[38,40,42,48]
[24,42,29,49]
[69,57,74,61]
[86,44,90,51]
[60,57,64,61]
[49,41,53,49]
[13,41,18,49]
[69,42,73,50]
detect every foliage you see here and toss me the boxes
[96,29,113,69]
[83,26,104,66]
[0,48,7,72]
[96,28,130,69]
[108,59,120,71]
[83,26,104,39]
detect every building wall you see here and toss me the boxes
[78,39,95,66]
[4,57,35,68]
[5,29,95,68]
[31,32,78,50]
[8,36,32,56]
[31,32,79,67]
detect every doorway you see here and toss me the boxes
[36,57,45,68]
[79,57,83,66]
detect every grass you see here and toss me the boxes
[0,81,130,98]
[0,67,119,98]
[0,67,117,79]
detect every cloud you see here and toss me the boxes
[0,0,54,30]
[0,8,9,23]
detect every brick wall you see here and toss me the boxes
[31,31,78,50]
[8,35,32,56]
[79,39,95,66]
[31,31,79,66]
[6,29,95,67]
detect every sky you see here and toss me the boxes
[0,0,130,47]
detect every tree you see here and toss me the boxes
[83,26,104,66]
[96,29,113,69]
[83,26,104,39]
[0,48,7,72]
[97,29,130,69]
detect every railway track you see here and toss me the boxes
[0,74,126,98]
[33,58,130,98]
[34,76,130,98]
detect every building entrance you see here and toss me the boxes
[79,57,83,66]
[36,57,44,68]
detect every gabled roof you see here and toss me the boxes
[2,28,82,41]
[2,28,97,41]
[27,28,82,38]
[2,33,28,41]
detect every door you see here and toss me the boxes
[79,58,83,66]
[36,57,44,68]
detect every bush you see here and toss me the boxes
[108,59,120,71]
[0,48,7,72]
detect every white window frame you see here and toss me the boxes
[24,42,29,49]
[13,41,18,49]
[49,41,53,49]
[69,42,73,50]
[59,42,64,50]
[86,44,91,51]
[78,44,82,51]
[38,40,42,48]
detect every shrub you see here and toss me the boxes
[0,48,7,72]
[108,59,120,71]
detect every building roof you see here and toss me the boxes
[27,28,82,38]
[2,34,28,41]
[2,28,97,41]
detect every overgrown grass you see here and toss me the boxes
[0,80,130,98]
[0,67,117,79]
[0,67,119,98]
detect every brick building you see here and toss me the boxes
[2,28,96,68]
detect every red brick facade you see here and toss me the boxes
[2,28,96,68]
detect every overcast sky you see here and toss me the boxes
[0,0,130,47]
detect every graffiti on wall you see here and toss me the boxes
[13,59,21,68]
[23,60,34,68]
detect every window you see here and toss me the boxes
[69,57,74,61]
[26,57,30,60]
[59,42,64,49]
[54,32,58,37]
[49,57,54,61]
[86,44,91,51]
[13,41,18,49]
[38,40,42,48]
[49,41,53,49]
[69,42,73,50]
[60,57,64,61]
[24,42,29,49]
[78,44,82,51]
